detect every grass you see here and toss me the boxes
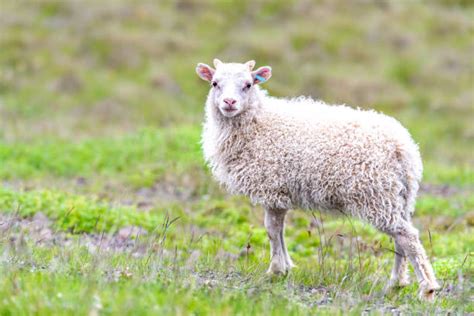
[0,0,473,315]
[1,199,472,315]
[0,127,202,185]
[0,237,338,315]
[0,186,472,314]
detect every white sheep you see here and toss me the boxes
[196,59,440,300]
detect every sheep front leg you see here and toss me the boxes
[264,208,294,275]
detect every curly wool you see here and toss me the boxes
[202,87,422,233]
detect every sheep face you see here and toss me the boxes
[196,59,272,118]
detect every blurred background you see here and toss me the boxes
[1,0,472,165]
[0,1,473,313]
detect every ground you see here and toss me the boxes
[0,0,473,315]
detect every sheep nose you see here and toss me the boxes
[224,98,237,106]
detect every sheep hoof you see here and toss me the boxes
[266,269,287,277]
[266,259,290,276]
[384,276,411,295]
[418,281,441,301]
[386,278,398,290]
[398,275,411,287]
[419,288,436,301]
[266,266,289,276]
[387,270,411,290]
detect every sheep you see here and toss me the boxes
[195,58,440,300]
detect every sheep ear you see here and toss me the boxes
[196,63,215,82]
[245,60,256,71]
[252,66,272,84]
[213,58,223,68]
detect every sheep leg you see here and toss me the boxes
[393,221,440,300]
[280,223,295,269]
[264,208,293,274]
[388,239,410,288]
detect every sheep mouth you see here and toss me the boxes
[222,108,237,113]
[221,106,238,113]
[220,106,240,117]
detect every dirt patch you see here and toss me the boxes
[419,183,472,198]
[134,182,196,209]
[0,212,149,256]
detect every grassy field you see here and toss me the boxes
[0,0,473,314]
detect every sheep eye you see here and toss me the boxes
[245,83,252,90]
[212,81,218,87]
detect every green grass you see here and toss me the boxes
[0,126,203,186]
[0,0,473,314]
[0,186,472,314]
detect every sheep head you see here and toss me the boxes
[196,59,272,118]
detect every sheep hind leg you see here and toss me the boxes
[264,208,294,275]
[388,239,410,288]
[392,220,440,300]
